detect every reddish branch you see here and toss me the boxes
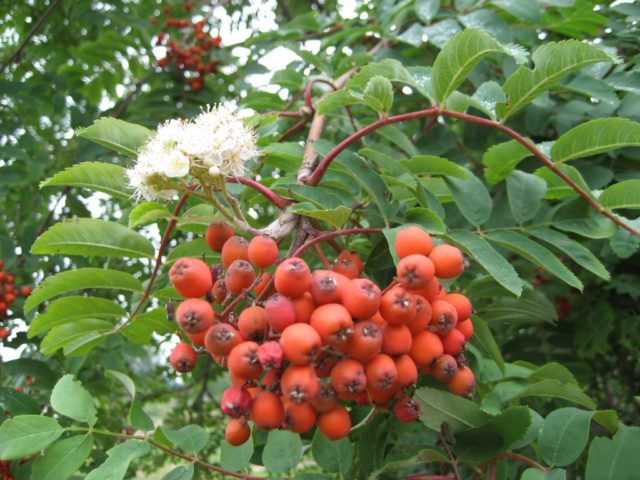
[302,107,640,238]
[491,452,549,472]
[125,192,191,323]
[293,227,382,257]
[226,176,291,208]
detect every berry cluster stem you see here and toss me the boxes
[301,107,639,238]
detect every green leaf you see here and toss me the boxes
[600,180,640,210]
[31,434,94,480]
[363,76,394,113]
[29,296,126,338]
[456,406,531,462]
[31,218,154,258]
[534,164,591,200]
[50,374,98,426]
[316,90,362,115]
[161,465,194,480]
[445,171,492,227]
[105,370,154,431]
[401,155,467,178]
[492,0,541,22]
[312,430,353,474]
[470,315,505,372]
[481,289,557,325]
[129,202,172,228]
[76,117,152,157]
[0,387,41,415]
[506,171,547,224]
[368,448,449,480]
[521,468,567,480]
[415,386,491,434]
[121,307,174,345]
[528,228,609,280]
[262,430,302,472]
[486,231,583,290]
[538,408,594,467]
[514,379,595,410]
[500,40,613,120]
[162,425,209,454]
[609,219,640,259]
[447,230,523,296]
[415,0,440,23]
[221,436,254,472]
[25,268,143,313]
[40,162,131,199]
[432,29,510,103]
[483,140,532,185]
[551,118,640,163]
[405,208,447,236]
[0,415,63,460]
[552,198,617,239]
[41,319,114,357]
[165,238,218,265]
[86,440,150,480]
[288,202,352,229]
[586,425,640,480]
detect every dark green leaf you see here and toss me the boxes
[40,162,131,199]
[121,307,174,345]
[447,230,523,296]
[161,465,194,480]
[262,430,302,472]
[401,156,467,178]
[538,408,593,467]
[162,425,209,454]
[586,425,640,480]
[445,172,492,227]
[0,416,63,460]
[600,180,640,210]
[551,118,640,163]
[85,440,150,480]
[486,231,583,290]
[483,140,532,185]
[31,434,94,480]
[312,430,353,474]
[415,0,440,23]
[31,218,154,258]
[363,76,394,113]
[415,386,491,433]
[25,268,143,314]
[470,315,505,372]
[76,117,152,157]
[456,406,531,462]
[506,171,547,224]
[221,436,254,472]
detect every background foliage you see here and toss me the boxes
[1,0,639,479]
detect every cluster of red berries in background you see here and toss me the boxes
[167,224,476,446]
[152,3,222,91]
[0,259,31,341]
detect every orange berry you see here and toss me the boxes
[253,271,272,297]
[228,341,262,380]
[409,331,443,367]
[365,354,398,391]
[310,303,354,346]
[264,293,296,332]
[429,244,464,279]
[292,292,316,324]
[206,222,234,252]
[170,258,213,298]
[397,254,435,290]
[281,365,319,404]
[394,226,433,258]
[318,405,351,440]
[381,324,412,356]
[225,418,251,446]
[204,323,243,356]
[251,391,284,430]
[283,401,317,433]
[248,235,279,268]
[406,295,432,334]
[429,300,458,335]
[330,358,366,400]
[280,323,321,365]
[345,321,382,363]
[176,298,214,334]
[442,328,466,356]
[394,354,418,388]
[274,257,312,298]
[224,259,256,293]
[456,318,474,341]
[309,382,338,413]
[332,251,362,279]
[237,305,267,341]
[380,287,417,325]
[221,236,249,268]
[445,293,472,321]
[342,278,381,320]
[310,270,346,305]
[432,354,458,382]
[169,343,197,372]
[447,366,475,397]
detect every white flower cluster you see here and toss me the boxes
[127,105,259,200]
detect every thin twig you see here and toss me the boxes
[0,0,63,76]
[226,176,291,208]
[293,227,382,257]
[491,452,549,472]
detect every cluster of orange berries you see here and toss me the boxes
[167,224,475,446]
[0,461,14,480]
[152,3,222,91]
[0,259,31,341]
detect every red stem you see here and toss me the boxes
[269,110,303,118]
[302,107,640,238]
[492,452,549,472]
[127,193,190,321]
[226,177,291,209]
[277,118,309,142]
[293,228,382,257]
[304,78,338,110]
